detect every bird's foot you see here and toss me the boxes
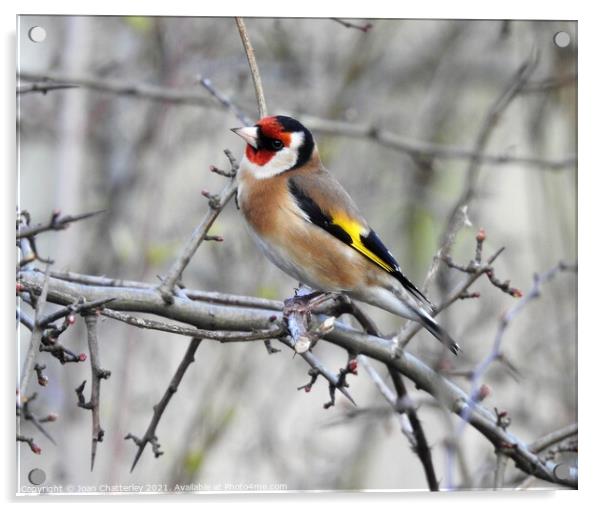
[283,288,338,354]
[283,289,337,316]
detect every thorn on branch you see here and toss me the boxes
[125,433,164,459]
[297,367,320,393]
[495,407,512,430]
[17,434,42,454]
[75,380,92,409]
[203,234,224,242]
[458,291,480,300]
[263,339,280,354]
[34,364,48,387]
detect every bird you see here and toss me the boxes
[232,115,459,355]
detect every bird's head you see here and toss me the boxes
[232,115,315,178]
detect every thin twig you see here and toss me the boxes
[16,209,105,239]
[330,18,373,32]
[279,337,356,407]
[18,71,217,107]
[529,423,578,454]
[441,54,539,251]
[39,297,116,327]
[17,82,79,94]
[461,261,576,423]
[447,261,577,488]
[389,367,439,491]
[197,76,253,127]
[126,337,202,472]
[397,245,506,353]
[235,17,268,119]
[157,152,238,303]
[301,114,575,171]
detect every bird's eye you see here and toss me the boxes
[271,139,284,150]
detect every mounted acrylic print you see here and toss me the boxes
[16,16,577,494]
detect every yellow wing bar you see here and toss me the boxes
[331,214,395,273]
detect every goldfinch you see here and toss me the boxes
[232,115,459,355]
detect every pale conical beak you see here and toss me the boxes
[231,126,259,149]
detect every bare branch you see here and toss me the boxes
[198,75,253,127]
[441,54,539,260]
[235,17,268,118]
[529,423,578,454]
[301,114,575,171]
[18,82,79,94]
[18,71,217,108]
[330,18,373,32]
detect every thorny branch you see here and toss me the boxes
[77,314,111,471]
[396,229,513,355]
[125,337,202,472]
[445,261,577,488]
[18,267,577,488]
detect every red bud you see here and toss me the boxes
[45,413,58,422]
[347,359,358,374]
[31,444,42,455]
[476,228,486,242]
[78,353,87,362]
[477,384,491,401]
[67,314,76,325]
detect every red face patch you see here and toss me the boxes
[246,145,275,166]
[245,116,292,166]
